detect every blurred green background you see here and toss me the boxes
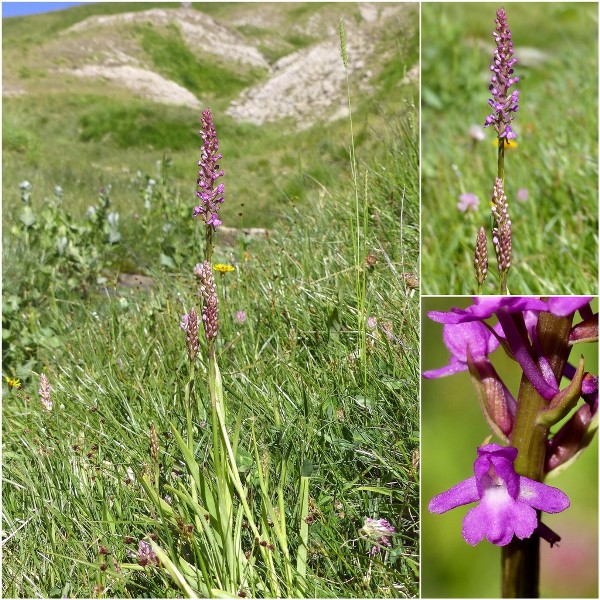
[421,3,598,294]
[421,297,598,598]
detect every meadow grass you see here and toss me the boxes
[421,2,598,295]
[2,95,419,600]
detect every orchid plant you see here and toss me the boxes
[475,8,519,294]
[139,109,311,597]
[424,297,598,597]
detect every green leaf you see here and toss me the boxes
[160,253,175,268]
[19,206,36,227]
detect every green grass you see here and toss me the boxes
[137,23,265,100]
[421,2,598,294]
[2,107,419,596]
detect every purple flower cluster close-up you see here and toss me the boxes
[426,296,598,549]
[484,7,519,141]
[194,108,225,228]
[429,444,570,546]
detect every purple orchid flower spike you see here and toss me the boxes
[429,444,569,547]
[484,8,519,142]
[423,320,500,379]
[194,108,224,228]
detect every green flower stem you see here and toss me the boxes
[185,361,205,537]
[497,138,505,183]
[497,137,507,294]
[501,311,574,598]
[206,225,214,263]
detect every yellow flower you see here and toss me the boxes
[5,376,21,389]
[213,263,235,274]
[494,139,518,149]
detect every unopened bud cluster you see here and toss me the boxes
[491,178,512,275]
[194,261,219,342]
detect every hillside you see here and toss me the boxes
[3,2,418,229]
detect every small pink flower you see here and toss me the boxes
[517,188,529,202]
[469,124,485,142]
[236,310,247,323]
[361,517,395,555]
[367,316,377,330]
[39,373,52,412]
[135,540,159,567]
[457,193,479,213]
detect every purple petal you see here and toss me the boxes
[518,477,570,513]
[443,321,498,361]
[428,476,479,514]
[422,359,468,379]
[546,297,593,317]
[463,486,538,546]
[428,298,549,325]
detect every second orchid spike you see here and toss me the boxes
[194,261,219,343]
[474,226,489,289]
[491,178,512,285]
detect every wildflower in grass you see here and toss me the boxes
[366,316,377,330]
[474,226,488,292]
[133,540,159,568]
[39,373,52,411]
[484,8,519,142]
[195,261,219,344]
[457,192,479,213]
[5,376,21,390]
[490,177,512,292]
[365,253,378,268]
[235,310,247,324]
[361,517,395,555]
[475,8,519,293]
[194,108,224,228]
[517,187,529,202]
[429,444,569,546]
[381,320,395,342]
[213,263,235,274]
[469,124,485,142]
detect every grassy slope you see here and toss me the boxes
[2,110,419,597]
[2,3,419,598]
[421,2,598,294]
[3,2,416,230]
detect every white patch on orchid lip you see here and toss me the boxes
[482,482,512,508]
[518,488,535,500]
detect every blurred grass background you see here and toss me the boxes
[421,297,598,598]
[421,3,598,294]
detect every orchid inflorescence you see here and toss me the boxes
[474,8,519,294]
[425,297,598,549]
[194,108,225,228]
